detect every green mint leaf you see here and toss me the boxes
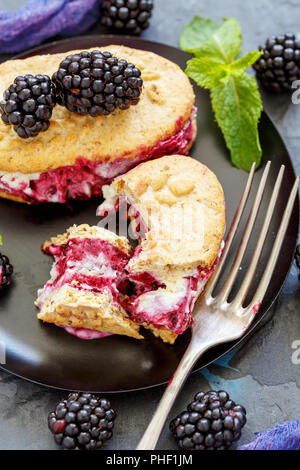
[180,16,220,53]
[0,235,2,246]
[230,50,263,74]
[211,73,262,171]
[191,17,242,63]
[181,15,263,172]
[186,57,228,89]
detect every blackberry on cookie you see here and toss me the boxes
[52,50,143,116]
[0,74,56,138]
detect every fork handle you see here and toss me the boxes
[136,341,207,450]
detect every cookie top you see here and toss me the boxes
[0,46,194,174]
[111,155,226,270]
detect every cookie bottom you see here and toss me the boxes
[0,191,30,204]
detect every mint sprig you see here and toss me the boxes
[181,16,263,171]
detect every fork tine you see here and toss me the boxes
[230,165,285,310]
[248,176,299,310]
[216,161,271,305]
[204,162,256,299]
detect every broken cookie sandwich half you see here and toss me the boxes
[36,224,177,343]
[98,154,226,340]
[36,155,225,344]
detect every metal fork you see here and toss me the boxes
[136,161,299,450]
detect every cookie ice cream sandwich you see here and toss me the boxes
[0,46,196,204]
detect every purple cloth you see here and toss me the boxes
[0,0,103,53]
[239,418,300,450]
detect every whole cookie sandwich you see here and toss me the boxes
[0,46,196,204]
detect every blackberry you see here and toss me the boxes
[253,33,300,93]
[48,392,116,450]
[101,0,154,35]
[0,75,56,138]
[170,390,247,450]
[52,50,143,116]
[0,253,13,290]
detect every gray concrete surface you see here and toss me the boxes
[0,0,299,450]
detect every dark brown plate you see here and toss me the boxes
[0,36,298,392]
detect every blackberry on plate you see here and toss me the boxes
[48,392,116,450]
[0,253,13,290]
[0,75,56,138]
[253,33,300,93]
[170,390,247,450]
[52,50,143,116]
[101,0,154,35]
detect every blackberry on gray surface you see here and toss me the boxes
[0,75,56,138]
[52,50,143,116]
[48,392,116,450]
[253,33,300,93]
[101,0,154,35]
[0,253,13,290]
[170,390,247,450]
